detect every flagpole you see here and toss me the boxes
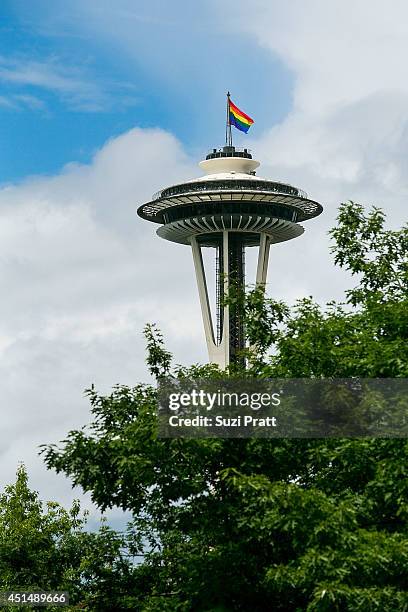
[226,91,233,147]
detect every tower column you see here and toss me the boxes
[256,233,271,286]
[190,235,229,369]
[190,236,215,347]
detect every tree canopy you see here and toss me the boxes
[40,202,408,611]
[0,465,143,610]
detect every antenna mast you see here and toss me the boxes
[225,91,233,147]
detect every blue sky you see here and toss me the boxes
[1,0,292,182]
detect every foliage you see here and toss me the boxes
[237,201,408,376]
[0,465,142,611]
[330,202,407,305]
[41,203,408,611]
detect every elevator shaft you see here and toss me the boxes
[223,232,245,365]
[215,232,245,365]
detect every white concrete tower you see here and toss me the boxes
[137,145,323,369]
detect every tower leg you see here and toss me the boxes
[190,235,215,345]
[191,236,227,368]
[256,233,271,286]
[245,233,272,365]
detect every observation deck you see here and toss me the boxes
[137,145,323,247]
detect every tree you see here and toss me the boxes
[0,465,142,610]
[42,202,408,611]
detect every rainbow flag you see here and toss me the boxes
[229,99,254,133]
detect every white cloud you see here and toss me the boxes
[0,95,17,109]
[0,55,136,111]
[0,92,45,111]
[217,0,408,227]
[13,94,46,110]
[225,0,408,114]
[0,127,206,508]
[203,0,408,317]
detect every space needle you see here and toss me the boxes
[137,93,323,369]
